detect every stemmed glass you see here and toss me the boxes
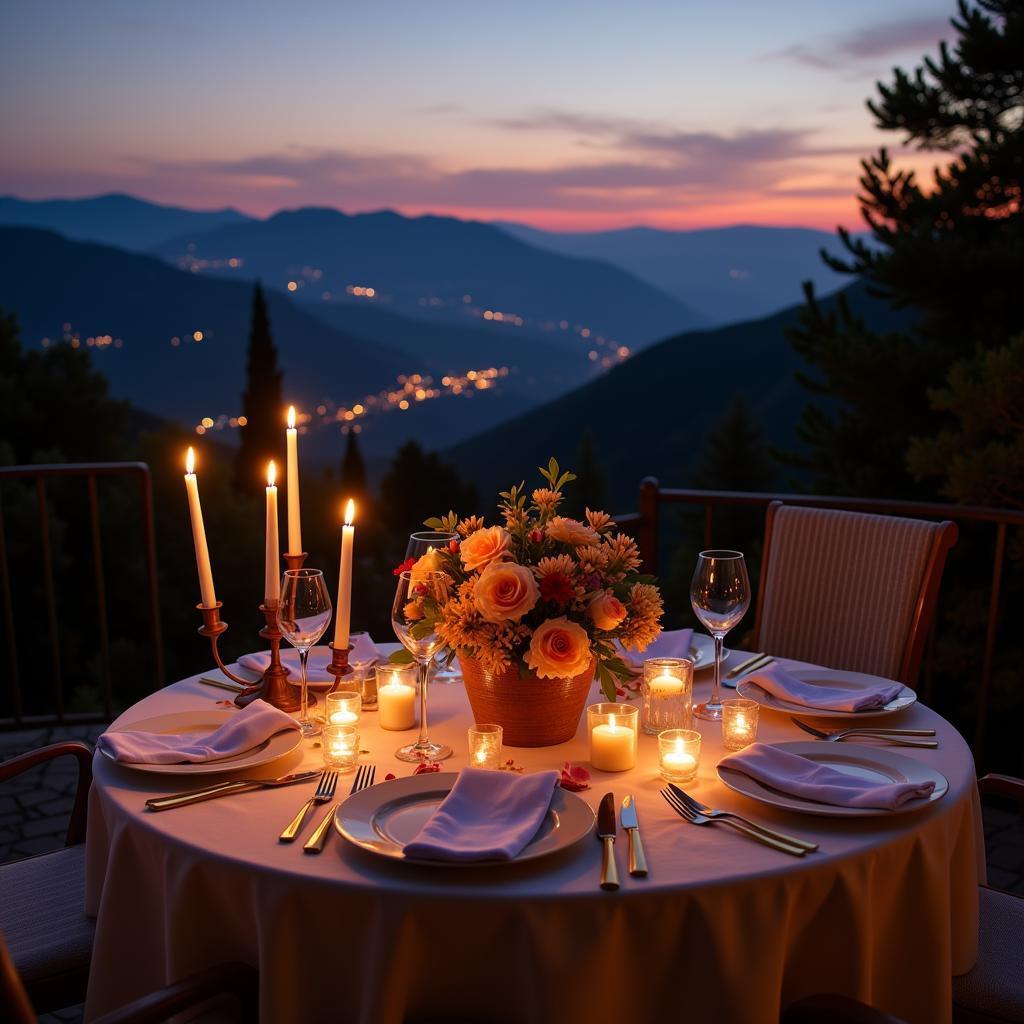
[690,550,750,722]
[391,569,452,762]
[278,568,332,737]
[405,531,461,684]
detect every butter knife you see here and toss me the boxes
[620,794,648,877]
[145,770,319,812]
[596,792,620,891]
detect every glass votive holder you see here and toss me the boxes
[658,729,701,783]
[722,698,759,751]
[468,723,503,769]
[322,724,360,771]
[587,703,639,772]
[325,689,361,727]
[641,657,694,735]
[358,666,378,709]
[376,662,418,731]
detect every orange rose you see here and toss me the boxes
[588,591,626,631]
[524,616,592,680]
[474,561,540,623]
[546,516,599,546]
[460,525,511,572]
[409,547,442,581]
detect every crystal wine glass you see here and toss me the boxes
[278,568,332,737]
[406,531,461,684]
[690,550,750,722]
[391,568,452,762]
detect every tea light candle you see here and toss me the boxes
[641,658,693,735]
[325,689,361,727]
[322,723,359,771]
[377,664,417,730]
[468,723,503,769]
[658,729,701,782]
[587,703,639,772]
[722,698,759,751]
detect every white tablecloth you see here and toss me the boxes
[84,654,984,1024]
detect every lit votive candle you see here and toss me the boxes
[468,723,503,769]
[658,729,701,783]
[325,689,361,727]
[377,664,417,731]
[641,657,694,735]
[323,724,360,771]
[587,703,639,772]
[722,698,759,751]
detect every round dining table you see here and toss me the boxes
[84,650,984,1024]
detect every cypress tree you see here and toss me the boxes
[570,431,607,516]
[340,429,369,505]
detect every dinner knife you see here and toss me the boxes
[145,770,319,812]
[620,794,648,877]
[597,793,620,891]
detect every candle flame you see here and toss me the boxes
[185,446,195,475]
[287,405,296,429]
[344,499,356,526]
[267,460,276,487]
[608,716,617,733]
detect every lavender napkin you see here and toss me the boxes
[747,664,903,712]
[618,628,694,673]
[719,743,935,810]
[403,767,561,862]
[238,635,382,682]
[97,699,298,765]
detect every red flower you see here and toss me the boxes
[448,539,459,553]
[529,528,544,544]
[393,557,415,576]
[539,572,574,606]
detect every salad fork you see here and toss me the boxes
[279,770,338,842]
[791,718,938,748]
[304,764,376,854]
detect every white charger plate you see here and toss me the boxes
[717,740,947,818]
[736,667,916,719]
[98,709,301,775]
[334,771,595,865]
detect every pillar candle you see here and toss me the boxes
[590,719,635,771]
[333,499,355,647]
[264,461,280,606]
[183,447,216,608]
[285,405,302,554]
[378,681,416,730]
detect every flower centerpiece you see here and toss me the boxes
[392,459,664,746]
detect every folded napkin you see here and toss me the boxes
[719,743,935,810]
[403,767,561,862]
[97,699,298,765]
[746,664,902,713]
[617,628,694,673]
[237,634,382,682]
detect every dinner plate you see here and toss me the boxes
[735,667,916,719]
[98,709,301,775]
[334,771,596,865]
[717,740,948,818]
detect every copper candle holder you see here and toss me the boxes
[283,551,308,573]
[325,642,354,694]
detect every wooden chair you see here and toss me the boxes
[0,741,95,1015]
[952,774,1024,1024]
[751,502,958,686]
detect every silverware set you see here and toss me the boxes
[303,764,376,854]
[280,770,339,842]
[596,792,649,890]
[790,718,938,748]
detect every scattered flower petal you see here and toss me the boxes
[559,761,591,791]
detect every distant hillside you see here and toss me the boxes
[448,282,909,510]
[0,194,251,251]
[153,207,704,347]
[0,228,548,458]
[497,222,860,326]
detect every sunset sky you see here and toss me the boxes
[1,0,954,232]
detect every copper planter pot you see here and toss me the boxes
[458,654,595,747]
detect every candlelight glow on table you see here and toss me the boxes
[722,698,759,750]
[587,703,638,772]
[658,729,701,782]
[467,723,503,769]
[641,657,693,735]
[322,723,359,771]
[376,664,417,731]
[326,689,361,726]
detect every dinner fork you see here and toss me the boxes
[304,764,376,854]
[668,785,818,852]
[790,718,938,748]
[660,788,807,856]
[279,770,338,842]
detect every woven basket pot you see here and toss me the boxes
[457,653,595,747]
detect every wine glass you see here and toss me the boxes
[278,568,332,737]
[406,531,461,685]
[690,550,750,722]
[391,569,452,762]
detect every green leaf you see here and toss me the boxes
[388,649,414,665]
[423,517,444,530]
